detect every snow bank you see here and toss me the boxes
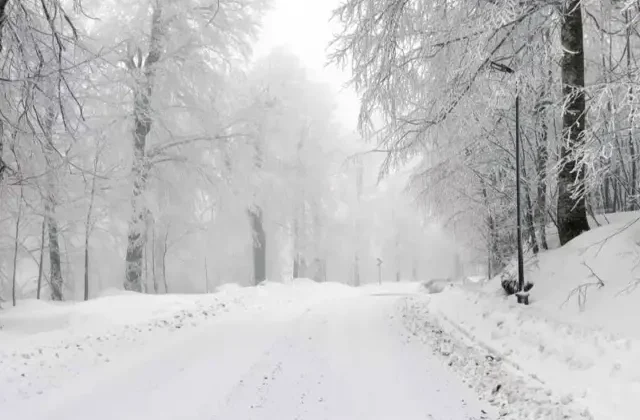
[407,287,640,419]
[401,295,593,419]
[0,280,357,404]
[401,212,640,419]
[499,210,640,337]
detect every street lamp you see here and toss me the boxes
[489,61,528,305]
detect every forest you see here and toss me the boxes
[1,0,639,304]
[0,0,448,304]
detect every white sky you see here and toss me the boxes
[253,0,360,132]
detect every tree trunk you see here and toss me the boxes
[11,187,23,307]
[525,189,539,254]
[46,200,64,301]
[521,161,539,254]
[83,225,90,301]
[43,97,64,301]
[36,218,46,300]
[249,207,266,285]
[124,4,163,292]
[535,68,550,250]
[557,0,590,246]
[162,228,169,293]
[292,215,306,278]
[151,224,158,293]
[625,10,637,210]
[83,155,98,301]
[0,0,9,52]
[613,174,622,213]
[602,176,611,213]
[311,208,326,283]
[125,167,148,292]
[0,0,10,186]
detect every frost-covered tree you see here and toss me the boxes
[330,0,640,276]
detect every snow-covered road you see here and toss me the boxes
[3,290,492,420]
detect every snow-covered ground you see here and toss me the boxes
[3,237,638,420]
[1,280,493,420]
[400,211,640,420]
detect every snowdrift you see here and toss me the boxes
[496,211,640,337]
[0,280,357,405]
[402,212,640,419]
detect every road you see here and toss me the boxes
[5,290,493,420]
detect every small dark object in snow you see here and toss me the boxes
[492,384,502,394]
[501,272,534,296]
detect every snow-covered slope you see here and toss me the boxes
[521,211,640,337]
[401,212,640,420]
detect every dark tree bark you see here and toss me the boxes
[0,0,10,52]
[557,0,590,246]
[521,159,539,254]
[525,189,539,254]
[611,178,617,212]
[534,65,551,250]
[625,10,638,210]
[602,176,611,213]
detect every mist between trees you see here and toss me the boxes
[0,0,459,304]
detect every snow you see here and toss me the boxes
[1,280,491,419]
[399,211,640,420]
[3,227,638,420]
[522,211,640,338]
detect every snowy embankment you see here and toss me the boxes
[0,279,357,405]
[403,212,640,420]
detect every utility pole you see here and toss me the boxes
[490,61,528,305]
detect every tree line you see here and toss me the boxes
[0,0,440,305]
